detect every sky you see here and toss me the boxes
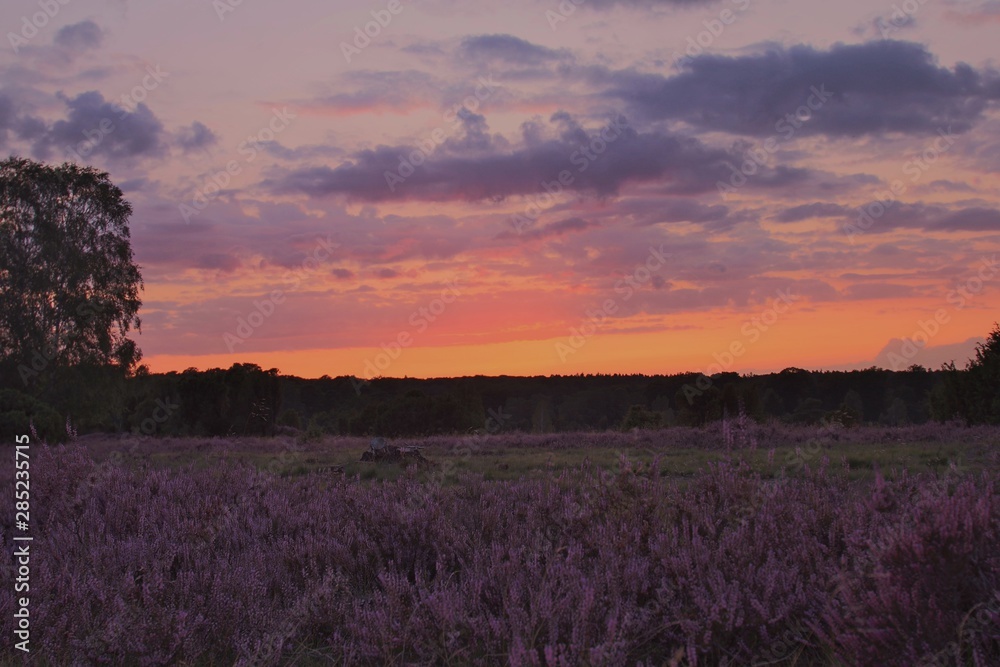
[1,0,999,379]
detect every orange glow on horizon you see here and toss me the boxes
[141,298,992,378]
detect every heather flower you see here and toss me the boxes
[1,426,996,666]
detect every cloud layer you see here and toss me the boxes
[0,0,996,376]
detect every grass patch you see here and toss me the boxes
[68,428,999,488]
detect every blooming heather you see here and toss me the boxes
[0,429,998,666]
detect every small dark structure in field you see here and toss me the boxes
[360,437,433,467]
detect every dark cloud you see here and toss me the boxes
[857,12,918,41]
[177,121,218,152]
[645,199,734,225]
[0,92,48,148]
[264,113,813,203]
[458,34,567,65]
[54,21,104,52]
[132,198,351,275]
[946,0,1000,24]
[28,91,165,161]
[0,94,15,145]
[400,42,447,57]
[935,207,1000,231]
[131,192,478,284]
[774,202,852,222]
[304,70,442,113]
[924,179,976,193]
[589,195,753,230]
[374,267,400,278]
[608,40,1000,137]
[194,253,242,272]
[13,115,47,141]
[494,216,598,241]
[846,201,1000,233]
[257,141,345,161]
[569,0,721,7]
[117,177,149,192]
[438,110,507,155]
[838,271,912,281]
[842,283,918,300]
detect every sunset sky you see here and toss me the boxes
[2,0,999,379]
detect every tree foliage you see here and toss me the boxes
[0,388,63,442]
[964,323,1000,423]
[928,323,1000,424]
[0,156,143,380]
[169,364,281,436]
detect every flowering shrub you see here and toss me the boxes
[0,432,998,666]
[722,400,758,451]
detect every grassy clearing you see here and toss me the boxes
[72,427,999,487]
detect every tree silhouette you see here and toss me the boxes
[0,157,143,383]
[966,322,1000,423]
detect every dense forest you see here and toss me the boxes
[2,323,999,440]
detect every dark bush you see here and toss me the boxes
[0,388,64,442]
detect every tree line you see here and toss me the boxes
[1,156,998,441]
[3,345,1000,441]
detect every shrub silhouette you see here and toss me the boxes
[0,388,63,442]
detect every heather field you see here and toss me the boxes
[2,423,1000,666]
